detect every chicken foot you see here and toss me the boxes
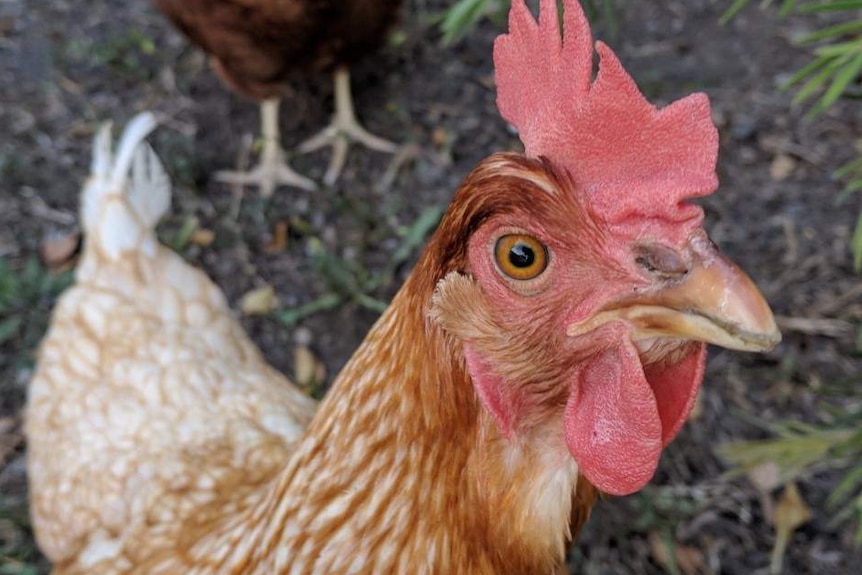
[298,66,399,186]
[216,98,317,197]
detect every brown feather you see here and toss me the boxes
[571,475,599,540]
[152,0,401,99]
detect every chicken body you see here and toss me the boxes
[25,116,317,571]
[154,0,399,100]
[153,0,401,192]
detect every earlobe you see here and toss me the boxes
[430,272,523,437]
[463,345,520,439]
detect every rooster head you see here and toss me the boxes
[427,0,780,496]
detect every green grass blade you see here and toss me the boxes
[826,465,862,509]
[440,0,493,46]
[720,0,803,24]
[0,316,22,345]
[809,51,862,116]
[21,258,40,287]
[835,155,862,179]
[852,211,862,271]
[801,20,862,44]
[661,527,681,575]
[355,293,389,314]
[855,494,862,545]
[601,0,619,40]
[791,57,844,105]
[276,294,343,327]
[0,260,21,308]
[718,432,845,483]
[800,1,862,13]
[837,177,862,203]
[781,53,835,89]
[167,216,199,252]
[778,0,799,16]
[391,205,444,268]
[367,204,444,293]
[0,565,40,575]
[815,40,862,57]
[720,0,756,25]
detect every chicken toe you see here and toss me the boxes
[298,66,399,186]
[217,98,318,196]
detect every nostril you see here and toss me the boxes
[635,244,689,279]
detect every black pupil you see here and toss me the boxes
[509,242,535,268]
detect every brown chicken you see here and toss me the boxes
[153,0,401,194]
[26,0,781,572]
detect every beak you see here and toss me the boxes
[568,238,781,352]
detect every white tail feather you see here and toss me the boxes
[129,136,170,229]
[90,121,113,180]
[110,113,159,185]
[81,112,169,258]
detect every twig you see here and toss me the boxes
[816,282,862,317]
[20,186,75,225]
[766,255,821,296]
[158,112,198,138]
[778,216,799,265]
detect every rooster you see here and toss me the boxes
[26,0,780,572]
[153,0,401,195]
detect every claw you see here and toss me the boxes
[218,98,318,196]
[216,162,317,196]
[298,66,399,186]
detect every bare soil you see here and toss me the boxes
[1,0,860,573]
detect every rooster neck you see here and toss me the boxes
[248,277,589,573]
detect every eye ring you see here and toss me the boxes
[494,234,549,281]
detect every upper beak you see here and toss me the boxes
[568,237,781,352]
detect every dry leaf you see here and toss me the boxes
[239,285,278,316]
[649,531,673,571]
[432,127,449,147]
[40,231,81,270]
[770,154,796,181]
[294,345,326,389]
[649,531,708,575]
[675,546,708,575]
[190,228,215,247]
[265,220,289,253]
[770,482,812,575]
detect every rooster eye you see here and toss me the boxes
[494,234,548,281]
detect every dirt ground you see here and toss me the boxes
[1,0,861,573]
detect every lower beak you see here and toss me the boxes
[568,240,781,352]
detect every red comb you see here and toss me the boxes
[493,0,719,225]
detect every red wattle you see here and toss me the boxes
[563,342,663,496]
[647,343,706,446]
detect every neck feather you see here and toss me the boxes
[241,268,584,573]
